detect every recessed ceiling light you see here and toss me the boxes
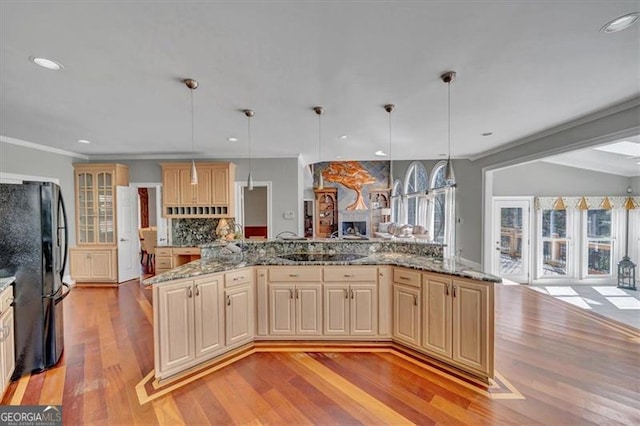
[227,137,238,142]
[482,132,493,137]
[338,135,348,140]
[78,139,91,144]
[29,56,63,70]
[374,150,387,157]
[600,13,639,33]
[336,155,342,159]
[439,153,447,157]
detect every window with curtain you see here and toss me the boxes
[539,209,570,276]
[429,161,451,244]
[391,179,403,223]
[584,209,613,276]
[404,162,428,226]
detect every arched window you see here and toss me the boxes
[404,162,428,226]
[429,161,456,256]
[391,179,403,223]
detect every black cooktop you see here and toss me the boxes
[278,253,368,262]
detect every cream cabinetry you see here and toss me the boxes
[0,285,15,395]
[224,269,254,347]
[154,247,201,275]
[154,274,225,380]
[422,272,493,378]
[72,163,128,283]
[161,162,235,218]
[323,267,377,337]
[266,267,323,336]
[392,268,422,346]
[69,248,117,282]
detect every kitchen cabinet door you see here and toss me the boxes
[393,283,421,346]
[212,167,229,205]
[350,283,377,336]
[296,284,323,335]
[162,167,181,206]
[225,284,254,346]
[452,279,491,375]
[194,276,224,358]
[422,275,452,358]
[1,307,15,390]
[156,280,195,375]
[269,284,295,335]
[323,284,349,336]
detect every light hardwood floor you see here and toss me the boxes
[2,280,639,425]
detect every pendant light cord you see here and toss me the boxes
[190,88,195,160]
[318,113,322,162]
[388,108,393,188]
[247,115,252,176]
[447,81,451,162]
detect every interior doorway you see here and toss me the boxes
[303,199,314,237]
[235,181,272,240]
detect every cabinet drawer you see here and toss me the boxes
[156,257,173,269]
[393,268,421,288]
[0,286,13,316]
[173,247,200,256]
[323,266,377,282]
[225,269,252,288]
[156,247,172,257]
[269,267,322,282]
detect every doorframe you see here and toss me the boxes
[234,181,273,239]
[488,196,534,284]
[129,182,167,245]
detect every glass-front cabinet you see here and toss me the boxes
[74,164,127,245]
[71,163,129,284]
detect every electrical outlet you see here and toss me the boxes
[283,211,295,220]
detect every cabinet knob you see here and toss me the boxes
[452,285,457,298]
[195,285,200,296]
[445,284,449,296]
[344,289,349,299]
[413,295,418,306]
[227,295,231,306]
[289,274,299,278]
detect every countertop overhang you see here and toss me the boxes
[143,253,500,285]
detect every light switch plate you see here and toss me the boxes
[283,211,295,220]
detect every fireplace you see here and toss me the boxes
[342,221,366,236]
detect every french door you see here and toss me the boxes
[492,198,531,283]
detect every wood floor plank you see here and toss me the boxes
[38,365,66,405]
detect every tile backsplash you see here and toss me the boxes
[171,218,236,246]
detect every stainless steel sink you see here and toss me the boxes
[278,253,368,262]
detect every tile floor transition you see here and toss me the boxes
[500,279,640,329]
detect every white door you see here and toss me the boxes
[492,198,531,283]
[155,185,169,245]
[117,186,140,282]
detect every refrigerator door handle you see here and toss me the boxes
[58,283,71,301]
[58,191,69,281]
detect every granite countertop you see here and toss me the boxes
[143,253,500,285]
[0,276,16,293]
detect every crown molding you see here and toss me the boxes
[470,96,640,162]
[0,135,89,160]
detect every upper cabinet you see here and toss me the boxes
[74,163,129,245]
[161,162,235,218]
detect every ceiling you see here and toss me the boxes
[1,2,639,164]
[543,136,640,177]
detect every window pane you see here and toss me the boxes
[416,165,428,191]
[432,166,447,189]
[407,197,416,225]
[542,210,566,238]
[433,193,445,242]
[587,210,611,238]
[501,208,522,229]
[542,240,567,276]
[407,169,416,193]
[588,240,611,274]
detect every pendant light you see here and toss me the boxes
[314,106,324,190]
[440,71,456,185]
[184,78,199,185]
[243,109,255,190]
[384,104,395,190]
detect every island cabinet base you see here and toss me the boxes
[153,265,495,384]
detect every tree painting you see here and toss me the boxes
[322,161,376,210]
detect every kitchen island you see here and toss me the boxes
[144,239,500,386]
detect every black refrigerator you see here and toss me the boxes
[0,181,70,379]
